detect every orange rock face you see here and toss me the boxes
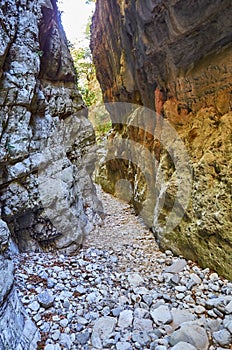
[92,0,232,278]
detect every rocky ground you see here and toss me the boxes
[14,188,232,350]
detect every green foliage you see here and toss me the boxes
[36,50,43,57]
[70,10,111,140]
[71,46,99,107]
[95,121,112,143]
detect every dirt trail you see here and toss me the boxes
[14,186,232,349]
[84,186,164,276]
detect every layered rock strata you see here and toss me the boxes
[0,0,102,347]
[0,0,102,253]
[91,0,232,278]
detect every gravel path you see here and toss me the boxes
[14,188,232,350]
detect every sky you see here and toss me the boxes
[58,0,95,46]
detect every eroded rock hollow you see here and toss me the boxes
[91,0,232,279]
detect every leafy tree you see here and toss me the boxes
[70,10,111,142]
[71,46,98,107]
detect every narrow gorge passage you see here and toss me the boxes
[1,1,231,349]
[13,187,232,350]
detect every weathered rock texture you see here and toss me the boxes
[0,0,102,347]
[91,0,232,112]
[91,0,232,278]
[0,220,40,349]
[0,0,102,253]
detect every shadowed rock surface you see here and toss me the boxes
[91,0,232,279]
[91,0,232,112]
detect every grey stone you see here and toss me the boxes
[194,305,205,314]
[206,318,222,332]
[40,321,50,332]
[93,316,117,339]
[171,308,195,330]
[164,259,187,274]
[70,280,77,287]
[60,333,72,349]
[150,305,173,325]
[44,345,56,350]
[0,259,14,306]
[0,288,40,349]
[213,329,232,346]
[171,342,197,350]
[47,278,56,288]
[169,324,209,350]
[187,273,202,289]
[38,270,48,279]
[131,331,151,346]
[118,310,133,328]
[60,318,69,327]
[28,300,40,312]
[112,307,122,317]
[58,271,68,280]
[38,290,54,308]
[116,341,132,350]
[51,330,60,341]
[86,291,99,303]
[0,220,10,252]
[133,318,153,331]
[77,316,89,325]
[91,331,102,349]
[76,285,86,294]
[63,299,70,309]
[128,273,144,287]
[133,287,149,295]
[73,323,84,332]
[76,330,90,345]
[175,286,187,292]
[176,293,185,300]
[225,300,232,314]
[142,294,153,306]
[170,275,180,285]
[134,308,149,319]
[110,255,118,263]
[224,319,232,333]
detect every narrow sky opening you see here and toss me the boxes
[58,0,95,47]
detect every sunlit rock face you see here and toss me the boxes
[0,0,102,253]
[91,0,232,279]
[0,0,103,347]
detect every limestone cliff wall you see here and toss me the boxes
[91,0,232,279]
[0,0,102,347]
[0,0,102,253]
